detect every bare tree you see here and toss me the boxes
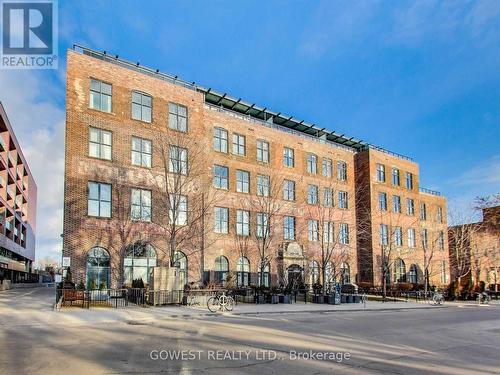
[244,173,288,287]
[447,207,484,296]
[304,181,352,292]
[148,130,217,285]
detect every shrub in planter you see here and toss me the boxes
[77,281,85,290]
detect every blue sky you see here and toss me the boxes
[0,0,499,263]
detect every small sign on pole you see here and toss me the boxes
[62,257,71,267]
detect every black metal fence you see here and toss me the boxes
[57,288,184,309]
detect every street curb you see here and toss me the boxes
[149,304,452,319]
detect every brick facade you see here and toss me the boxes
[64,47,448,290]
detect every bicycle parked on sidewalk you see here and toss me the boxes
[207,291,234,312]
[428,291,445,305]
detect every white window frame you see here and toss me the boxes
[236,170,250,194]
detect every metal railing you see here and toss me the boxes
[419,187,442,196]
[205,103,357,153]
[73,45,197,91]
[362,145,413,162]
[57,288,184,309]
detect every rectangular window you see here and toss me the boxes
[89,127,112,160]
[437,206,443,223]
[307,153,317,174]
[213,127,228,153]
[88,182,111,218]
[131,137,152,168]
[307,185,319,205]
[213,165,229,189]
[232,133,246,156]
[392,168,400,186]
[169,195,187,226]
[236,170,250,193]
[340,223,349,244]
[380,224,388,246]
[394,226,403,246]
[420,203,427,220]
[168,103,188,132]
[256,140,269,163]
[376,164,386,182]
[439,231,445,250]
[284,216,296,240]
[338,191,348,209]
[236,210,250,236]
[283,180,295,201]
[131,188,151,222]
[283,147,294,167]
[408,228,416,247]
[393,195,401,213]
[337,161,347,181]
[131,91,152,123]
[324,221,334,243]
[405,172,413,190]
[214,207,229,234]
[257,174,270,197]
[378,192,387,211]
[256,213,269,238]
[322,158,332,177]
[169,145,188,175]
[421,229,428,249]
[308,220,319,241]
[407,198,415,216]
[89,79,112,113]
[323,188,333,207]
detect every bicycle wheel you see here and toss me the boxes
[207,296,220,312]
[225,296,234,311]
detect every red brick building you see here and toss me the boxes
[449,206,500,291]
[63,46,448,290]
[0,102,37,284]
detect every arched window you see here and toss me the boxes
[86,247,110,289]
[214,256,229,285]
[394,258,406,283]
[124,242,157,286]
[258,262,270,288]
[173,251,187,288]
[237,257,250,287]
[325,262,335,292]
[341,262,350,284]
[409,264,418,284]
[310,261,320,285]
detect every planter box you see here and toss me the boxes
[270,295,279,304]
[279,295,291,304]
[353,295,361,303]
[255,295,266,304]
[347,295,354,303]
[312,295,324,304]
[328,293,341,305]
[341,294,347,303]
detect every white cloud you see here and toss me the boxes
[452,155,500,187]
[446,156,500,224]
[0,70,65,263]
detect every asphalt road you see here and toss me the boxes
[0,288,499,374]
